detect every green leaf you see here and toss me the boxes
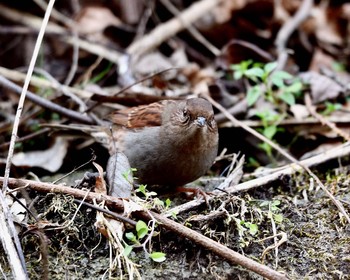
[260,201,269,207]
[165,198,171,208]
[273,70,293,80]
[279,91,295,106]
[171,211,178,219]
[51,112,60,121]
[245,67,264,78]
[153,198,165,207]
[264,62,277,74]
[245,222,258,235]
[150,252,166,262]
[263,125,277,139]
[247,86,261,106]
[136,184,147,195]
[322,102,342,115]
[136,220,148,239]
[271,200,280,211]
[258,142,272,156]
[123,245,133,256]
[285,81,302,93]
[147,191,158,197]
[332,62,345,72]
[273,214,284,223]
[272,200,280,206]
[233,71,243,80]
[271,71,293,88]
[125,232,136,242]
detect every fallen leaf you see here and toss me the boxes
[299,72,343,103]
[12,137,68,172]
[290,104,310,120]
[106,152,133,198]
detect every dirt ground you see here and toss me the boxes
[2,161,349,280]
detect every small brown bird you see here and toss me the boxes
[108,98,218,187]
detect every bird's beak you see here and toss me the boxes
[195,116,206,127]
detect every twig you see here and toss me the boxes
[145,211,288,280]
[0,176,288,280]
[0,192,28,279]
[304,93,350,141]
[33,68,87,112]
[0,66,94,99]
[127,0,223,59]
[73,199,137,226]
[1,2,56,279]
[205,95,350,224]
[0,75,95,124]
[64,29,79,86]
[0,128,50,150]
[32,0,75,28]
[223,39,275,62]
[160,0,220,56]
[0,4,124,63]
[274,0,313,70]
[167,141,350,216]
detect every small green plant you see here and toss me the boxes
[134,184,172,211]
[321,101,342,116]
[231,60,302,107]
[122,167,137,184]
[231,60,303,157]
[135,184,158,199]
[260,200,284,224]
[234,218,259,247]
[124,220,166,262]
[89,62,113,84]
[255,110,284,157]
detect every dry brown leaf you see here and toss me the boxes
[75,6,121,35]
[106,152,133,198]
[299,72,343,103]
[93,162,107,195]
[12,137,68,172]
[290,104,310,120]
[309,48,336,72]
[132,52,173,76]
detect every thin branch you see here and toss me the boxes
[0,4,124,63]
[0,176,288,280]
[275,0,314,70]
[1,0,57,278]
[205,94,350,224]
[305,93,350,141]
[0,66,94,99]
[160,0,220,56]
[127,0,223,59]
[0,75,95,124]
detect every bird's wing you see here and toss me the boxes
[108,101,169,128]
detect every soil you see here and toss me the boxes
[2,166,350,280]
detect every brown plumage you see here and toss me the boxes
[108,98,218,187]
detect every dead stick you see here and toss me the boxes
[0,75,95,124]
[143,211,288,280]
[0,176,287,280]
[275,0,313,70]
[305,93,350,141]
[205,95,350,223]
[127,0,223,59]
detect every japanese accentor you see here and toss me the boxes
[108,98,218,186]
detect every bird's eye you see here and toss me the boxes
[183,109,188,117]
[180,108,190,123]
